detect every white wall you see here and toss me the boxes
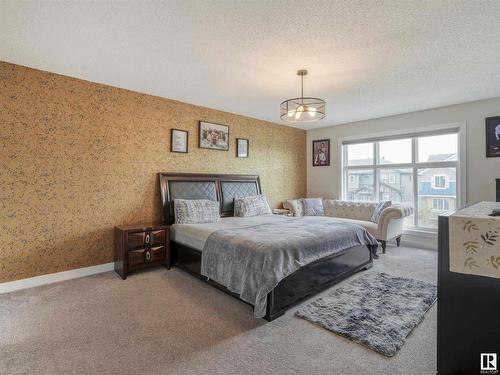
[307,97,500,205]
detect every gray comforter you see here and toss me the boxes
[200,216,378,318]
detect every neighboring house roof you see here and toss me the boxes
[379,182,403,194]
[349,153,456,166]
[418,167,456,179]
[426,153,456,162]
[352,182,403,195]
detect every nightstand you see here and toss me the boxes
[114,223,170,280]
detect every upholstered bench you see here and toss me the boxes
[283,198,413,254]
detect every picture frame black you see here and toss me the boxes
[236,138,249,158]
[170,128,188,153]
[312,139,330,166]
[199,121,229,151]
[486,116,500,158]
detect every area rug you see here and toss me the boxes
[295,272,437,357]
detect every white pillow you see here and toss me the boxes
[234,195,272,217]
[283,199,304,217]
[174,199,220,224]
[302,198,325,216]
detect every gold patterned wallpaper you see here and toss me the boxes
[0,62,306,283]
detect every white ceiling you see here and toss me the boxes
[1,1,500,129]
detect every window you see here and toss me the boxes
[342,130,460,230]
[433,175,447,189]
[432,198,450,210]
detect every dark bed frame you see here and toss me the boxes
[159,173,374,321]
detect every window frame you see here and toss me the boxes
[340,123,465,232]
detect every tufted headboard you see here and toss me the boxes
[158,173,261,224]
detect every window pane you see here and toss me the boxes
[417,167,457,228]
[418,133,458,162]
[379,168,413,204]
[346,169,374,201]
[379,168,414,226]
[379,138,412,164]
[347,143,373,166]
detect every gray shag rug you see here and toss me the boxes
[295,272,437,357]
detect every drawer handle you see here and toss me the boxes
[145,234,150,244]
[146,251,151,261]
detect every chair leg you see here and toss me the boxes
[380,240,386,254]
[396,236,401,247]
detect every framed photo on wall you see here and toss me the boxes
[486,116,500,157]
[312,139,330,166]
[199,121,229,151]
[237,138,249,158]
[171,129,188,153]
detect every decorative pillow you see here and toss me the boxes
[283,199,304,217]
[174,199,220,224]
[234,195,272,217]
[371,201,392,223]
[302,198,325,216]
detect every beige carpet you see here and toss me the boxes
[0,245,437,375]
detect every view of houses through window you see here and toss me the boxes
[342,131,459,230]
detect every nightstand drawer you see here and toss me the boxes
[128,248,147,267]
[127,246,166,268]
[127,232,146,249]
[150,230,166,245]
[150,245,166,261]
[127,230,166,249]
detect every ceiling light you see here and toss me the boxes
[280,70,325,123]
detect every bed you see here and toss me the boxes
[159,173,376,321]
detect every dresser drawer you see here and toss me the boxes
[127,246,166,268]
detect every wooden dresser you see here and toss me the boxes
[437,204,500,374]
[114,223,170,279]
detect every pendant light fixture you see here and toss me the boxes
[280,69,325,123]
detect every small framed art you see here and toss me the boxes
[171,129,188,153]
[199,121,229,151]
[486,116,500,157]
[237,138,249,158]
[312,139,330,166]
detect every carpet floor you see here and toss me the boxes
[0,245,437,375]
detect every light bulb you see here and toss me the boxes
[308,107,317,117]
[297,105,304,112]
[294,111,302,120]
[287,110,295,117]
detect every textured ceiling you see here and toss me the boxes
[1,0,500,129]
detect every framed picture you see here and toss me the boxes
[312,139,330,166]
[199,121,229,151]
[236,138,249,158]
[170,129,188,153]
[486,116,500,157]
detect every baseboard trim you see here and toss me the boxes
[0,262,115,294]
[401,235,437,251]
